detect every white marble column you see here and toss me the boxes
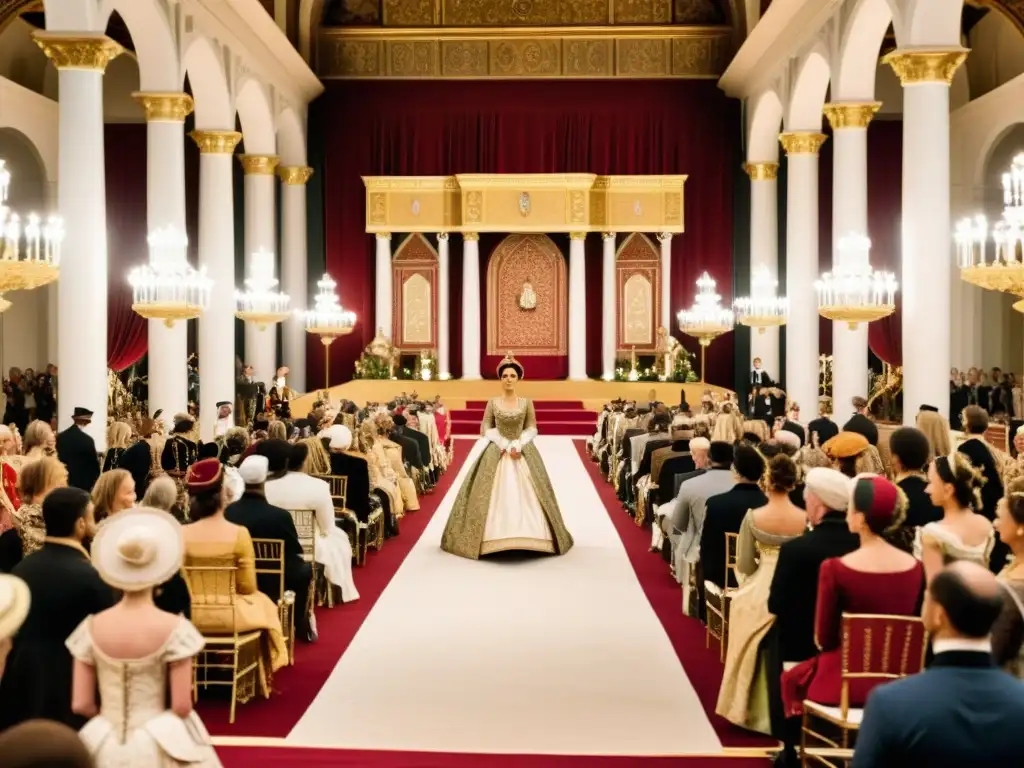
[277,166,312,394]
[657,233,672,331]
[375,232,393,340]
[34,33,121,447]
[885,51,968,422]
[192,130,241,441]
[745,162,780,379]
[239,154,279,387]
[569,232,588,381]
[134,93,193,422]
[437,233,451,379]
[461,233,481,380]
[780,132,827,418]
[823,103,879,419]
[602,232,616,380]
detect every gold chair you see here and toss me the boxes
[801,613,927,767]
[316,473,371,565]
[319,474,349,513]
[182,564,265,724]
[251,538,296,666]
[289,508,332,608]
[704,531,739,662]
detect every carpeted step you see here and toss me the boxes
[450,419,594,436]
[451,408,597,423]
[464,400,585,410]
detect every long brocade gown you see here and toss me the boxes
[441,397,573,560]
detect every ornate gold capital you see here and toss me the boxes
[882,48,968,85]
[32,32,122,72]
[602,232,615,241]
[823,102,881,130]
[743,162,779,181]
[375,232,391,241]
[779,132,828,155]
[189,130,242,154]
[570,231,587,241]
[132,92,193,122]
[277,166,315,185]
[463,232,480,242]
[238,155,280,175]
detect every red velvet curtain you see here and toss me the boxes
[317,80,738,386]
[104,125,148,371]
[817,120,903,365]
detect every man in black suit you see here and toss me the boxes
[842,395,878,446]
[854,561,1024,767]
[0,488,113,729]
[889,426,942,529]
[224,455,314,641]
[117,418,161,499]
[55,407,101,491]
[390,414,427,490]
[404,410,436,484]
[323,424,371,522]
[957,405,1008,571]
[807,397,839,449]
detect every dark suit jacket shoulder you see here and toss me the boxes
[807,417,839,448]
[700,484,767,589]
[842,413,879,446]
[56,426,100,491]
[224,492,305,598]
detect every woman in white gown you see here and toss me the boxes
[441,354,573,559]
[68,507,221,767]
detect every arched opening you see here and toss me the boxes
[747,89,784,161]
[787,43,831,131]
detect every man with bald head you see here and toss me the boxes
[854,561,1024,767]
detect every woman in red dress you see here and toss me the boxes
[781,474,924,715]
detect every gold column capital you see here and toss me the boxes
[437,232,450,242]
[823,102,881,130]
[375,232,391,241]
[882,48,968,85]
[463,232,480,242]
[132,92,193,122]
[569,231,587,241]
[657,232,673,243]
[238,154,280,175]
[743,162,779,181]
[779,132,828,155]
[32,31,122,72]
[601,232,616,241]
[189,130,242,154]
[277,166,314,185]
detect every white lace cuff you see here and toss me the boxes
[484,428,509,451]
[518,428,538,448]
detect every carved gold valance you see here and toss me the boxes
[319,26,732,80]
[362,173,687,234]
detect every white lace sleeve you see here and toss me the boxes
[163,618,205,663]
[65,618,94,664]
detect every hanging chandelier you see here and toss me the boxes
[128,225,212,327]
[815,233,897,329]
[955,153,1024,310]
[677,271,734,383]
[733,264,788,334]
[235,248,290,330]
[0,158,63,312]
[302,273,357,390]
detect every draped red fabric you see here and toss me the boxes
[316,80,738,387]
[104,125,148,371]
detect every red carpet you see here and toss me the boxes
[452,401,596,436]
[198,443,470,736]
[573,440,779,752]
[217,747,769,767]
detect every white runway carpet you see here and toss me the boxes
[288,436,722,756]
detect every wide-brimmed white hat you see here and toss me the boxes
[92,507,183,591]
[0,574,29,641]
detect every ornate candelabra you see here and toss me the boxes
[235,248,291,330]
[301,273,356,390]
[815,233,897,329]
[0,158,63,312]
[128,225,212,327]
[677,271,734,383]
[734,264,788,334]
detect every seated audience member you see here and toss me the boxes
[130,475,191,619]
[781,475,922,718]
[958,405,1009,571]
[21,419,56,462]
[916,405,952,458]
[0,719,94,768]
[822,431,884,478]
[769,468,858,666]
[993,477,1024,678]
[323,425,371,522]
[0,573,28,679]
[6,456,68,565]
[853,561,1024,768]
[390,414,428,488]
[224,455,316,641]
[650,436,706,553]
[262,440,359,604]
[842,396,878,446]
[182,458,287,689]
[716,453,806,734]
[102,421,133,472]
[887,426,942,552]
[0,488,114,729]
[806,398,838,449]
[115,418,161,499]
[90,469,136,525]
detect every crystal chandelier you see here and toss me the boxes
[235,248,290,330]
[677,271,734,382]
[128,225,212,327]
[0,158,63,312]
[301,273,357,390]
[815,233,897,329]
[734,264,788,334]
[955,153,1024,309]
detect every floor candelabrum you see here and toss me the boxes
[301,273,357,390]
[677,271,734,383]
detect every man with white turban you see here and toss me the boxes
[768,467,859,667]
[324,423,372,523]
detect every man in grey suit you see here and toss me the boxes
[854,561,1024,767]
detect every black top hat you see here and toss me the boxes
[72,407,94,419]
[919,404,939,412]
[216,401,231,408]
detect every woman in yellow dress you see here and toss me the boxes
[441,354,573,559]
[181,459,287,695]
[374,414,420,512]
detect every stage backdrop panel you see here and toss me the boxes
[616,232,661,353]
[392,233,439,351]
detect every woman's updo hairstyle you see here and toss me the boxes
[934,452,985,511]
[1004,476,1024,525]
[765,453,798,494]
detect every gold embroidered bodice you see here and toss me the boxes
[481,398,538,442]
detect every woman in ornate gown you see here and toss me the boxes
[441,354,573,560]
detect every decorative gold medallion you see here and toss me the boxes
[519,191,531,217]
